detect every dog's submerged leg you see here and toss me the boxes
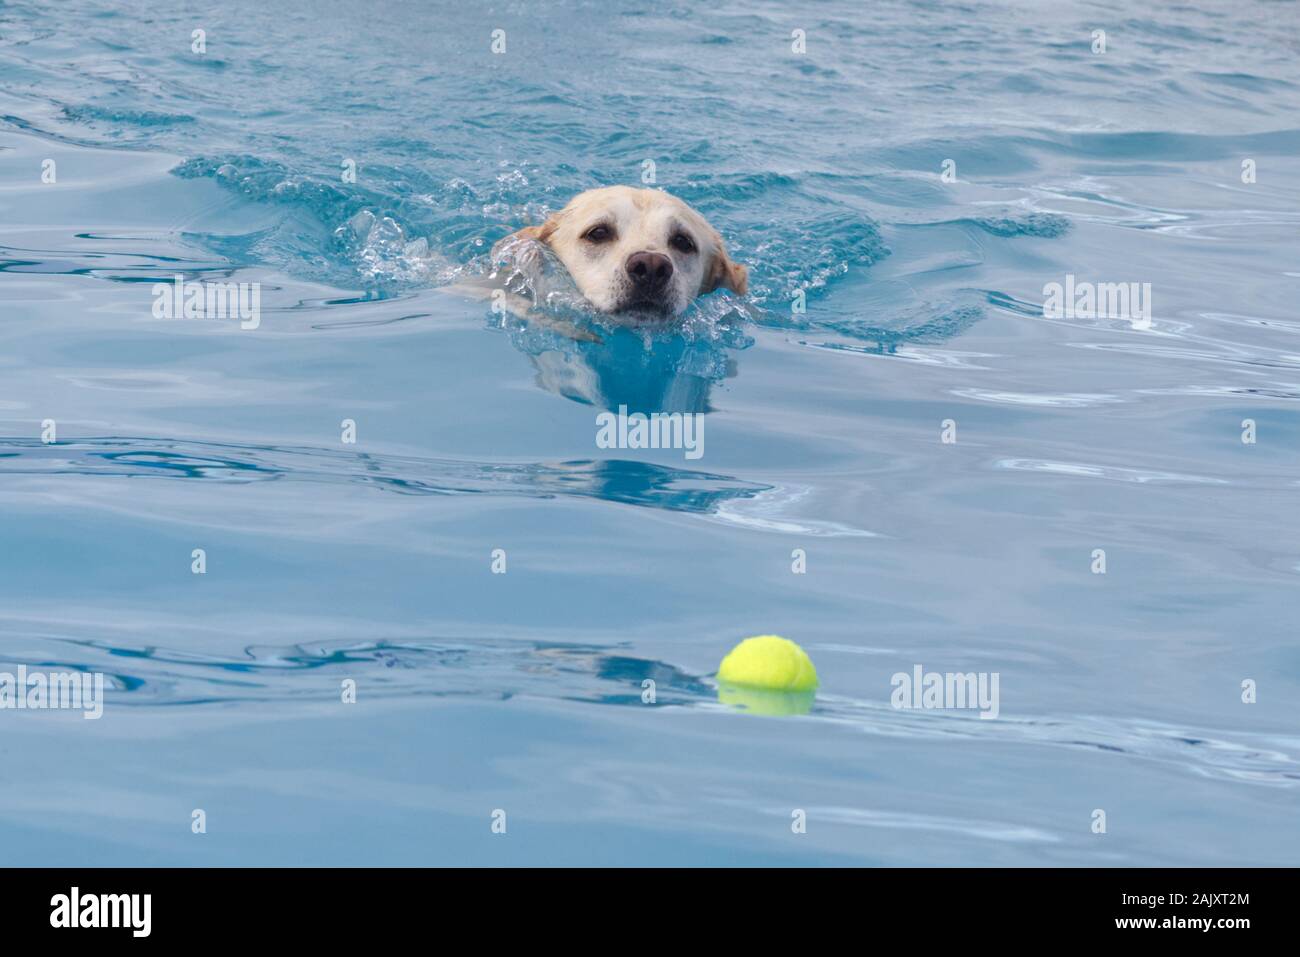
[432,281,601,343]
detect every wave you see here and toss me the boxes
[0,435,772,515]
[7,631,1295,788]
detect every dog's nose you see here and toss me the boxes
[625,251,673,288]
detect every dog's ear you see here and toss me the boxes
[511,218,561,244]
[703,245,748,296]
[491,215,561,261]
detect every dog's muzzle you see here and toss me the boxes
[620,251,674,311]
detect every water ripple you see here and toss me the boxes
[7,634,1294,789]
[994,458,1229,486]
[813,693,1300,789]
[0,436,770,514]
[952,389,1124,408]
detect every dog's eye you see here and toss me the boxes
[670,232,697,254]
[582,224,614,243]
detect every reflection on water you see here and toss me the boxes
[0,436,770,514]
[512,325,741,414]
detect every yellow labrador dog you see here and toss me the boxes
[491,186,748,320]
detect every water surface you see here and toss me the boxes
[1,0,1298,865]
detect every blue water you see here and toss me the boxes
[2,0,1299,865]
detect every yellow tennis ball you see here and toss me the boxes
[717,635,818,693]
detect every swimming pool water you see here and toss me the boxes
[1,0,1298,865]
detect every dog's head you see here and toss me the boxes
[494,186,747,317]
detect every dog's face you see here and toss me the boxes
[496,186,747,317]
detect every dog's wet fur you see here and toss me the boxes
[491,186,747,319]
